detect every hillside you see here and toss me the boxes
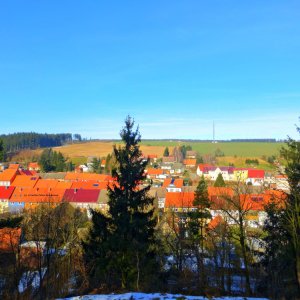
[11,140,283,169]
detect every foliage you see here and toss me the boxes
[0,132,73,153]
[163,147,170,157]
[83,116,157,291]
[219,183,254,296]
[0,216,23,228]
[196,152,203,164]
[91,157,102,173]
[0,139,5,161]
[267,155,276,164]
[65,160,75,171]
[261,202,297,298]
[0,203,88,299]
[38,148,67,172]
[245,158,259,165]
[105,152,117,174]
[279,125,300,293]
[215,148,225,157]
[179,145,192,159]
[73,133,82,141]
[214,173,226,187]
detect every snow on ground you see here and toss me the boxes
[58,292,268,300]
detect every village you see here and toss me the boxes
[0,149,288,228]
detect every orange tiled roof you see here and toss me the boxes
[208,216,224,230]
[10,187,65,203]
[11,175,39,188]
[71,181,103,190]
[10,187,30,202]
[183,159,197,166]
[0,228,21,252]
[0,169,18,182]
[197,164,214,171]
[208,186,234,198]
[165,192,195,208]
[9,163,20,169]
[163,178,184,188]
[146,168,163,175]
[65,172,111,181]
[35,179,59,189]
[55,181,73,189]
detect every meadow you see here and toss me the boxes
[141,141,285,157]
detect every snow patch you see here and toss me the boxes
[58,292,268,300]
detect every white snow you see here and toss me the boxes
[18,268,47,293]
[58,292,268,300]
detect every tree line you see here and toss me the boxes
[38,148,74,172]
[0,132,82,154]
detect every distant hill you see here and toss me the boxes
[0,132,81,153]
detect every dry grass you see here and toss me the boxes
[12,141,174,162]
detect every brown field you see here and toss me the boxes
[53,141,173,158]
[12,141,174,163]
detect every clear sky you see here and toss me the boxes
[0,1,299,139]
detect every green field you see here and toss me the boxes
[141,141,285,157]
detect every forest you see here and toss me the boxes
[0,132,81,154]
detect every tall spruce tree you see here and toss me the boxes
[163,147,169,157]
[0,139,5,161]
[83,116,157,291]
[279,124,300,294]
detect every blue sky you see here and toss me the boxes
[0,1,299,139]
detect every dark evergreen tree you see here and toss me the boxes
[0,139,5,161]
[163,147,169,157]
[196,152,204,164]
[187,176,211,292]
[214,173,226,187]
[279,124,300,294]
[39,148,55,172]
[261,202,295,298]
[38,148,67,172]
[83,116,157,291]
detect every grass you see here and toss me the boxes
[141,141,285,157]
[69,156,87,165]
[216,156,276,170]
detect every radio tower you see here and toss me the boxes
[212,121,217,143]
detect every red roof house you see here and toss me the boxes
[63,189,101,210]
